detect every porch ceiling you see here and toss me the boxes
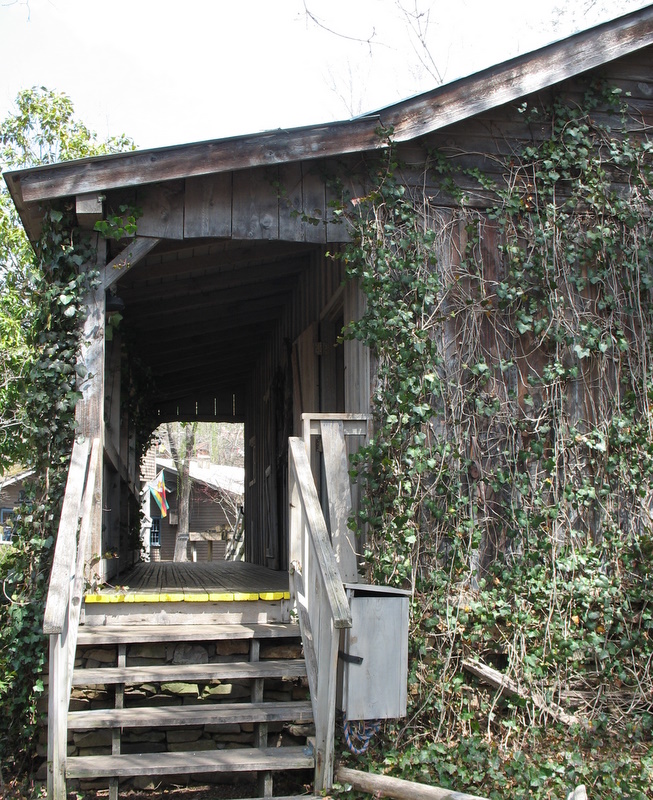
[114,238,318,422]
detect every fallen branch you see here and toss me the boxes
[462,658,586,729]
[336,765,490,800]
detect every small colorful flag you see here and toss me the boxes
[149,470,169,517]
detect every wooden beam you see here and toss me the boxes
[119,253,307,303]
[462,658,585,728]
[380,7,653,143]
[336,766,491,800]
[76,238,105,577]
[100,237,161,290]
[17,118,385,202]
[13,7,653,206]
[76,193,103,229]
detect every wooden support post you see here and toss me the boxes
[250,639,273,797]
[76,237,106,580]
[336,766,491,800]
[47,634,68,800]
[314,614,339,792]
[110,644,126,800]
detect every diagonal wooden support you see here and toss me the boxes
[100,237,161,291]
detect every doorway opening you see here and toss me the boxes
[141,422,244,563]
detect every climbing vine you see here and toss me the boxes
[0,206,98,778]
[341,83,653,798]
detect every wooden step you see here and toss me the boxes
[76,622,299,646]
[66,745,314,778]
[68,700,313,729]
[72,658,307,686]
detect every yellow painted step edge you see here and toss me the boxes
[85,590,291,603]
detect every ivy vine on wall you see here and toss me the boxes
[0,205,97,777]
[341,83,653,797]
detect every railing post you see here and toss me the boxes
[288,435,353,792]
[47,633,68,800]
[44,437,100,800]
[314,613,340,792]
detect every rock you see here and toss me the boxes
[567,787,588,800]
[135,683,159,695]
[143,693,179,706]
[122,731,166,743]
[121,742,167,755]
[215,640,249,656]
[78,747,113,757]
[201,683,234,698]
[263,690,293,702]
[168,739,216,752]
[83,648,116,664]
[173,643,209,664]
[68,698,91,712]
[131,777,159,791]
[128,643,167,661]
[205,723,242,734]
[261,643,302,659]
[212,733,253,744]
[166,728,203,743]
[73,731,112,748]
[160,681,200,696]
[288,722,315,738]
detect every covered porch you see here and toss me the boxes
[91,560,291,600]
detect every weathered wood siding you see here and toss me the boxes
[244,249,347,569]
[106,159,363,247]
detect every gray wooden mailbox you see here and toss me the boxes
[338,584,410,721]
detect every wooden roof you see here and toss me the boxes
[5,3,653,229]
[4,5,653,425]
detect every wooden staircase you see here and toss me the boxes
[44,416,371,799]
[65,619,316,797]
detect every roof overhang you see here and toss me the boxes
[5,4,653,225]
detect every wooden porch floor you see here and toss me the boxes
[85,561,290,604]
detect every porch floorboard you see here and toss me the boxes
[87,561,289,601]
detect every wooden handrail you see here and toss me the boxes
[44,436,101,800]
[288,433,353,792]
[289,437,351,627]
[43,437,92,635]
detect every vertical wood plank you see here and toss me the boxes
[48,634,68,800]
[184,173,233,238]
[325,176,351,244]
[292,323,319,436]
[137,181,185,239]
[314,611,338,792]
[110,644,125,800]
[278,162,305,242]
[76,239,106,580]
[320,421,358,583]
[301,166,326,244]
[232,167,279,240]
[343,280,371,414]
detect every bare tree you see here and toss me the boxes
[166,422,197,562]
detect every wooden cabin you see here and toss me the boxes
[5,6,653,799]
[0,468,32,543]
[140,450,244,562]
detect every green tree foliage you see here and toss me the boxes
[0,88,134,781]
[0,87,133,468]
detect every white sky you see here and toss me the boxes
[0,0,649,151]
